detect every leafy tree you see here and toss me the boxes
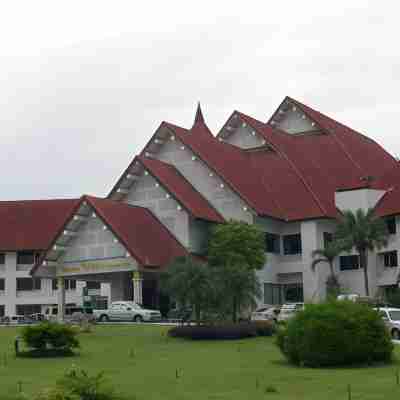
[211,263,261,323]
[311,242,342,298]
[208,220,265,322]
[160,256,212,324]
[208,220,266,270]
[335,208,388,296]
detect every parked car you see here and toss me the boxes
[375,307,400,339]
[94,301,162,322]
[251,306,280,322]
[277,303,304,322]
[1,315,34,325]
[167,307,193,323]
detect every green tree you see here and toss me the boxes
[335,208,388,296]
[208,220,266,322]
[311,242,342,298]
[160,256,212,324]
[208,220,266,270]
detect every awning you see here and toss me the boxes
[377,268,400,286]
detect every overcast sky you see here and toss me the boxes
[1,1,399,200]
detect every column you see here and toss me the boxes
[5,252,17,316]
[57,277,66,322]
[132,271,143,305]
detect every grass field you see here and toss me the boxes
[0,325,400,399]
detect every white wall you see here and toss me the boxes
[223,124,265,149]
[123,171,189,247]
[335,188,385,213]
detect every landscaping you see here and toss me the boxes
[0,325,400,400]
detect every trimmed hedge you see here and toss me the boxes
[276,301,394,367]
[168,321,275,340]
[21,322,80,356]
[168,323,258,340]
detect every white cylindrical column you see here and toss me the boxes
[57,277,66,322]
[132,271,143,305]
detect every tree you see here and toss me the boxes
[311,242,342,298]
[208,220,266,322]
[335,208,388,296]
[208,220,266,270]
[160,256,212,324]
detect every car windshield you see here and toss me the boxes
[389,311,400,321]
[124,302,142,309]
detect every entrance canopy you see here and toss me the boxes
[31,195,188,278]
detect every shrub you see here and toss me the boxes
[276,301,394,367]
[21,322,80,355]
[168,323,257,340]
[251,320,275,337]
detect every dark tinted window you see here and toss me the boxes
[383,251,398,268]
[265,233,280,254]
[283,234,302,255]
[323,232,333,248]
[0,279,5,291]
[0,253,5,265]
[386,217,397,235]
[86,281,101,290]
[340,255,360,271]
[17,251,35,265]
[65,280,77,290]
[17,278,41,291]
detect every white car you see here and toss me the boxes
[251,306,279,322]
[277,303,304,322]
[375,307,400,340]
[94,301,162,323]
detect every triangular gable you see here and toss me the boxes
[268,97,321,134]
[218,111,269,149]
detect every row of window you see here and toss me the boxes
[265,233,302,255]
[339,251,398,271]
[0,278,78,292]
[0,251,40,265]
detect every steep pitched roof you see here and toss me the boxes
[137,156,224,223]
[33,196,188,272]
[0,199,79,251]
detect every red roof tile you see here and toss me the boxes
[137,156,224,223]
[0,199,79,251]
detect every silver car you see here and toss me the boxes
[375,307,400,339]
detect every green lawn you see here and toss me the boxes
[0,325,399,399]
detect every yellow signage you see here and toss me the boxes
[61,257,134,275]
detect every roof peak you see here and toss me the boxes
[193,102,205,127]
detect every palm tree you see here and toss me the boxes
[311,242,342,297]
[335,208,388,297]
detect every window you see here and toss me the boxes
[86,281,101,290]
[52,279,58,291]
[65,280,77,290]
[265,233,280,254]
[383,251,398,268]
[264,283,283,305]
[17,251,35,265]
[323,232,333,248]
[386,217,397,235]
[283,234,302,255]
[0,253,5,265]
[0,279,4,291]
[16,278,41,291]
[340,255,360,271]
[16,304,41,316]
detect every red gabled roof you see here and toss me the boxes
[33,196,188,272]
[0,199,79,251]
[137,156,224,223]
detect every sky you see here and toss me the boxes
[1,0,400,200]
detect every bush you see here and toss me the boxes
[21,322,80,355]
[276,301,394,367]
[251,320,275,337]
[168,323,257,340]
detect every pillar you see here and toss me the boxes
[57,277,66,322]
[132,271,143,305]
[5,252,17,316]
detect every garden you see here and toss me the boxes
[0,324,399,400]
